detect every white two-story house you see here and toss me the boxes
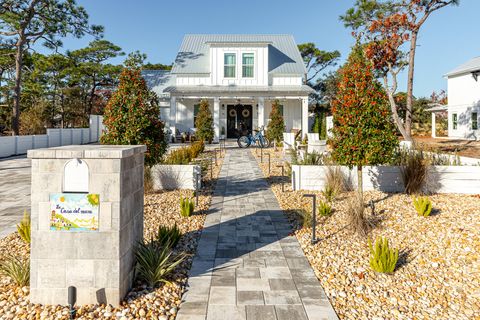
[143,34,313,142]
[444,56,480,140]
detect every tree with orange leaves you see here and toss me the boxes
[341,0,459,141]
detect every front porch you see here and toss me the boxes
[166,88,311,143]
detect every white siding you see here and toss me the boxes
[210,45,269,86]
[271,76,303,86]
[264,99,302,132]
[447,73,480,139]
[175,99,214,133]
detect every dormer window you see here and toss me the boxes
[242,53,254,78]
[224,53,236,78]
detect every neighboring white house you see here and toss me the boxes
[143,34,313,142]
[443,56,480,140]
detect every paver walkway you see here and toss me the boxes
[0,156,31,238]
[177,149,338,320]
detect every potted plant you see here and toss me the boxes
[220,126,226,139]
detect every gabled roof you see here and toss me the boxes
[445,56,480,77]
[171,34,307,75]
[141,69,175,97]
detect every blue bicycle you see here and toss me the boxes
[237,126,271,148]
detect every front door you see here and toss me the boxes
[227,104,253,138]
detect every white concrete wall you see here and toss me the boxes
[0,115,103,158]
[152,164,201,190]
[292,165,480,194]
[447,73,480,139]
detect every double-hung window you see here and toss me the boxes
[472,112,478,130]
[452,113,458,130]
[242,53,254,78]
[224,53,236,78]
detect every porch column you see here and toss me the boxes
[258,97,265,129]
[213,97,220,143]
[431,112,436,138]
[301,97,309,137]
[169,96,177,139]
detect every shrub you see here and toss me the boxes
[195,99,214,143]
[348,195,370,237]
[318,201,332,217]
[157,224,182,248]
[180,197,194,217]
[400,150,427,194]
[17,210,30,244]
[413,196,432,217]
[298,209,312,228]
[301,152,324,165]
[266,100,286,148]
[163,147,192,165]
[368,237,398,273]
[322,185,336,203]
[101,68,167,166]
[134,240,185,287]
[144,166,154,194]
[189,141,205,159]
[0,255,30,286]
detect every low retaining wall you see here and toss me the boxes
[291,165,480,194]
[0,115,103,158]
[152,164,201,190]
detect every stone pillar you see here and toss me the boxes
[301,97,309,138]
[170,96,177,140]
[213,97,220,143]
[28,145,146,306]
[431,112,436,138]
[258,97,265,129]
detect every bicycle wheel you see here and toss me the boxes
[262,137,271,148]
[237,136,251,148]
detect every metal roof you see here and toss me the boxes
[171,34,307,75]
[141,70,175,97]
[445,56,480,77]
[164,85,314,95]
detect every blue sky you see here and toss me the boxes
[52,0,478,98]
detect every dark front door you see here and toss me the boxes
[227,104,253,138]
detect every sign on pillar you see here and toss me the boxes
[28,145,146,306]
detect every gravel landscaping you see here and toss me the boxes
[0,149,224,320]
[252,148,480,320]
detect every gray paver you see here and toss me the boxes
[177,149,338,320]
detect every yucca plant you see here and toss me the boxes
[0,255,30,286]
[180,197,194,217]
[17,210,31,244]
[157,224,182,248]
[135,240,186,287]
[318,201,332,217]
[322,185,336,203]
[413,196,433,217]
[368,237,399,274]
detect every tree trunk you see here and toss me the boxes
[88,76,96,115]
[12,39,25,136]
[405,31,418,139]
[357,165,363,202]
[386,88,411,141]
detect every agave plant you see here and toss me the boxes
[135,240,186,287]
[318,201,332,217]
[413,196,433,217]
[157,224,182,248]
[0,255,30,286]
[16,210,31,244]
[180,197,194,217]
[368,237,398,274]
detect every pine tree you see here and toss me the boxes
[311,111,327,140]
[331,46,398,199]
[101,68,167,166]
[266,100,286,149]
[195,99,214,143]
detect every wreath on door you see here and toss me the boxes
[229,109,237,117]
[242,109,250,118]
